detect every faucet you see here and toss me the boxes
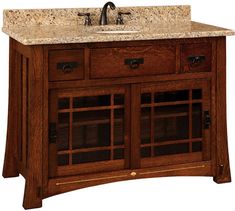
[99,1,116,25]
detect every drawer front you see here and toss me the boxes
[180,43,212,73]
[90,45,176,79]
[49,49,84,81]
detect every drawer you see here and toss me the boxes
[180,43,212,73]
[90,45,176,79]
[49,49,84,81]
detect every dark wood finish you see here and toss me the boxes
[23,46,44,209]
[139,79,211,168]
[130,84,141,169]
[90,45,176,79]
[180,42,212,73]
[2,37,231,209]
[47,161,212,197]
[2,38,20,178]
[213,37,231,183]
[48,85,130,177]
[49,49,84,81]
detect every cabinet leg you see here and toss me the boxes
[2,39,20,178]
[22,45,44,209]
[23,180,42,209]
[213,159,231,184]
[213,37,231,184]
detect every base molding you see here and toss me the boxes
[46,161,212,198]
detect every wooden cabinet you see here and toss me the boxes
[3,37,231,209]
[48,86,130,177]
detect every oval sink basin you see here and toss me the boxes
[96,30,140,34]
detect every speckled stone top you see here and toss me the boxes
[2,5,235,45]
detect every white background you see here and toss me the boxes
[0,0,234,210]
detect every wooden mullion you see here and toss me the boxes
[150,92,155,157]
[22,55,27,168]
[69,97,73,165]
[130,84,141,169]
[58,145,125,155]
[189,89,193,152]
[110,94,114,160]
[48,91,59,178]
[141,99,202,108]
[58,105,124,113]
[124,86,131,169]
[141,138,203,147]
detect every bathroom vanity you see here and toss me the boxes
[2,5,234,209]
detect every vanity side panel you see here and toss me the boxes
[213,36,231,183]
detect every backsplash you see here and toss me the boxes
[3,5,191,28]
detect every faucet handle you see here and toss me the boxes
[116,12,131,25]
[78,13,92,26]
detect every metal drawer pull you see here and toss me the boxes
[57,62,78,73]
[124,58,144,70]
[188,55,206,67]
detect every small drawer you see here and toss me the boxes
[90,45,176,79]
[180,43,212,73]
[49,49,84,81]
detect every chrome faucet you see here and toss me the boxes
[99,1,116,25]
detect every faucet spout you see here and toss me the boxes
[99,1,116,25]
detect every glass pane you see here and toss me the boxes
[141,147,151,158]
[192,103,202,138]
[114,94,124,105]
[58,113,69,150]
[114,109,124,146]
[154,90,189,103]
[154,143,189,156]
[58,98,70,109]
[72,110,110,149]
[58,154,69,166]
[141,93,151,104]
[72,150,110,164]
[192,89,202,99]
[141,107,151,144]
[114,148,124,160]
[192,141,202,152]
[73,95,110,108]
[154,105,189,142]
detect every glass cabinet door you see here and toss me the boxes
[48,86,130,177]
[139,80,211,168]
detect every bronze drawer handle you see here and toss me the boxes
[188,55,206,67]
[57,62,78,74]
[124,58,144,70]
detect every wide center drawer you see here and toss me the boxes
[90,45,176,79]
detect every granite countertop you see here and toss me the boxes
[2,6,235,45]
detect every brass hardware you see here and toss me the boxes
[56,174,128,186]
[56,165,206,186]
[130,172,137,177]
[139,165,206,175]
[219,164,224,176]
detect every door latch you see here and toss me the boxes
[204,111,211,129]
